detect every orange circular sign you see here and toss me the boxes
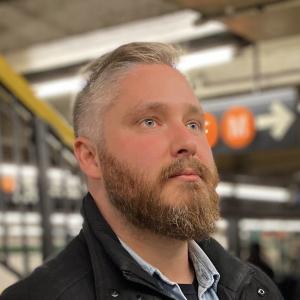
[0,176,16,194]
[221,106,256,149]
[204,112,218,148]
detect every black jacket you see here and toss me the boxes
[1,193,283,300]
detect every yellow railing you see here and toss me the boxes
[0,56,74,149]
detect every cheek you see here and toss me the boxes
[107,133,168,169]
[202,147,215,167]
[194,138,216,172]
[204,154,216,176]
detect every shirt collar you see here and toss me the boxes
[189,240,220,292]
[119,239,158,276]
[119,238,220,292]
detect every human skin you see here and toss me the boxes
[103,63,215,188]
[74,63,217,283]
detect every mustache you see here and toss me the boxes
[159,158,218,186]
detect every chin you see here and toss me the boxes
[161,190,195,207]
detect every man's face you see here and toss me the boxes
[98,64,220,240]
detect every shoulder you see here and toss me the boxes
[245,263,284,299]
[1,233,95,300]
[198,238,283,299]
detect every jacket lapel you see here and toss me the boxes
[81,193,172,299]
[199,238,253,298]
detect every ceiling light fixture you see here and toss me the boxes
[177,45,236,72]
[32,76,85,98]
[32,45,235,99]
[217,182,290,203]
[7,10,226,73]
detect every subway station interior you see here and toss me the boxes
[0,0,300,298]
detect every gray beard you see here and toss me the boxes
[99,149,220,240]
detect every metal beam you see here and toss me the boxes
[34,118,54,260]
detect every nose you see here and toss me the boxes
[169,124,198,158]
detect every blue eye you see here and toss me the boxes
[186,121,202,132]
[142,119,157,128]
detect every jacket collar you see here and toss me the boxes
[81,193,252,298]
[81,193,172,299]
[199,238,253,293]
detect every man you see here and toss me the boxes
[247,242,274,280]
[1,42,282,299]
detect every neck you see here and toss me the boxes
[119,226,194,284]
[91,190,194,284]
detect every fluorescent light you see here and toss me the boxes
[235,183,290,202]
[177,45,235,72]
[32,76,85,98]
[0,163,36,176]
[0,212,83,237]
[7,10,226,73]
[240,219,300,232]
[217,182,290,203]
[32,45,235,99]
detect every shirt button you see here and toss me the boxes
[111,290,119,298]
[257,288,266,297]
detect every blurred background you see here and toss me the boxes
[0,0,300,298]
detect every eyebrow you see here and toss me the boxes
[184,104,204,118]
[124,102,169,120]
[124,101,204,120]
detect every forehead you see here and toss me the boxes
[115,64,201,111]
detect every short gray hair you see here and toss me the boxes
[72,42,180,140]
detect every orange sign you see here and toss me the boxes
[204,112,218,148]
[220,106,256,149]
[0,176,16,194]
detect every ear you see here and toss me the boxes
[73,136,102,179]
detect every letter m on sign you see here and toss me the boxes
[221,106,256,149]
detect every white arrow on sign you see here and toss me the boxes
[255,101,296,140]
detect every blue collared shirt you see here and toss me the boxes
[120,239,220,300]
